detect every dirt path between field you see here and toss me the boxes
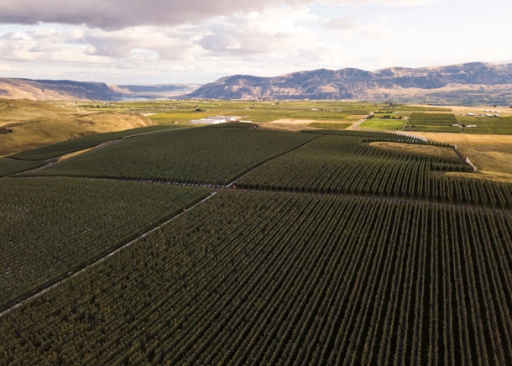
[347,114,371,130]
[21,139,124,174]
[6,127,191,177]
[0,192,217,318]
[3,130,510,316]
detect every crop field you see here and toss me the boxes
[11,125,187,161]
[458,115,512,134]
[2,125,512,365]
[31,126,317,185]
[238,134,512,207]
[359,118,407,131]
[0,158,46,176]
[0,177,208,309]
[307,122,351,130]
[405,113,461,133]
[1,191,511,365]
[395,106,452,112]
[66,100,377,124]
[303,129,425,142]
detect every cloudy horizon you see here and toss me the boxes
[0,0,510,85]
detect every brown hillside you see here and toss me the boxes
[0,99,153,156]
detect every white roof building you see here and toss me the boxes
[190,118,226,125]
[190,115,242,124]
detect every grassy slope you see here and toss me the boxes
[0,99,154,156]
[405,131,512,182]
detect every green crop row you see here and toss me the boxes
[1,191,510,364]
[237,134,512,207]
[0,158,46,177]
[0,177,209,309]
[12,125,187,161]
[27,127,317,185]
[408,112,459,126]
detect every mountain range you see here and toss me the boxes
[186,62,512,104]
[1,62,512,104]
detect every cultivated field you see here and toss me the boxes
[1,101,512,364]
[406,132,512,181]
[0,177,208,309]
[359,118,406,131]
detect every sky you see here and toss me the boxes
[0,0,510,85]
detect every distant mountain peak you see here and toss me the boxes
[185,62,512,103]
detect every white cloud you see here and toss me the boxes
[0,0,508,86]
[322,15,359,32]
[321,14,399,40]
[320,0,441,7]
[0,0,314,30]
[85,27,203,60]
[197,7,317,56]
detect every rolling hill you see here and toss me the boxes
[0,78,200,101]
[0,99,153,156]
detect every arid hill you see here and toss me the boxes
[0,99,153,156]
[0,78,200,101]
[185,62,512,104]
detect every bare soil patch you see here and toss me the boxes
[405,132,512,180]
[258,124,314,132]
[270,119,317,124]
[370,142,458,158]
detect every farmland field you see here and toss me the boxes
[359,118,407,131]
[458,115,512,134]
[0,157,46,176]
[406,112,460,133]
[0,177,209,309]
[307,122,352,130]
[395,105,452,112]
[237,133,512,207]
[1,191,511,364]
[30,126,317,185]
[1,116,512,365]
[11,124,187,161]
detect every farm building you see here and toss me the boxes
[190,117,226,125]
[190,116,242,125]
[467,113,475,116]
[466,125,477,128]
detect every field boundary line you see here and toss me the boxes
[5,127,188,176]
[0,191,217,318]
[17,133,323,189]
[4,139,125,177]
[226,133,323,187]
[122,126,191,139]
